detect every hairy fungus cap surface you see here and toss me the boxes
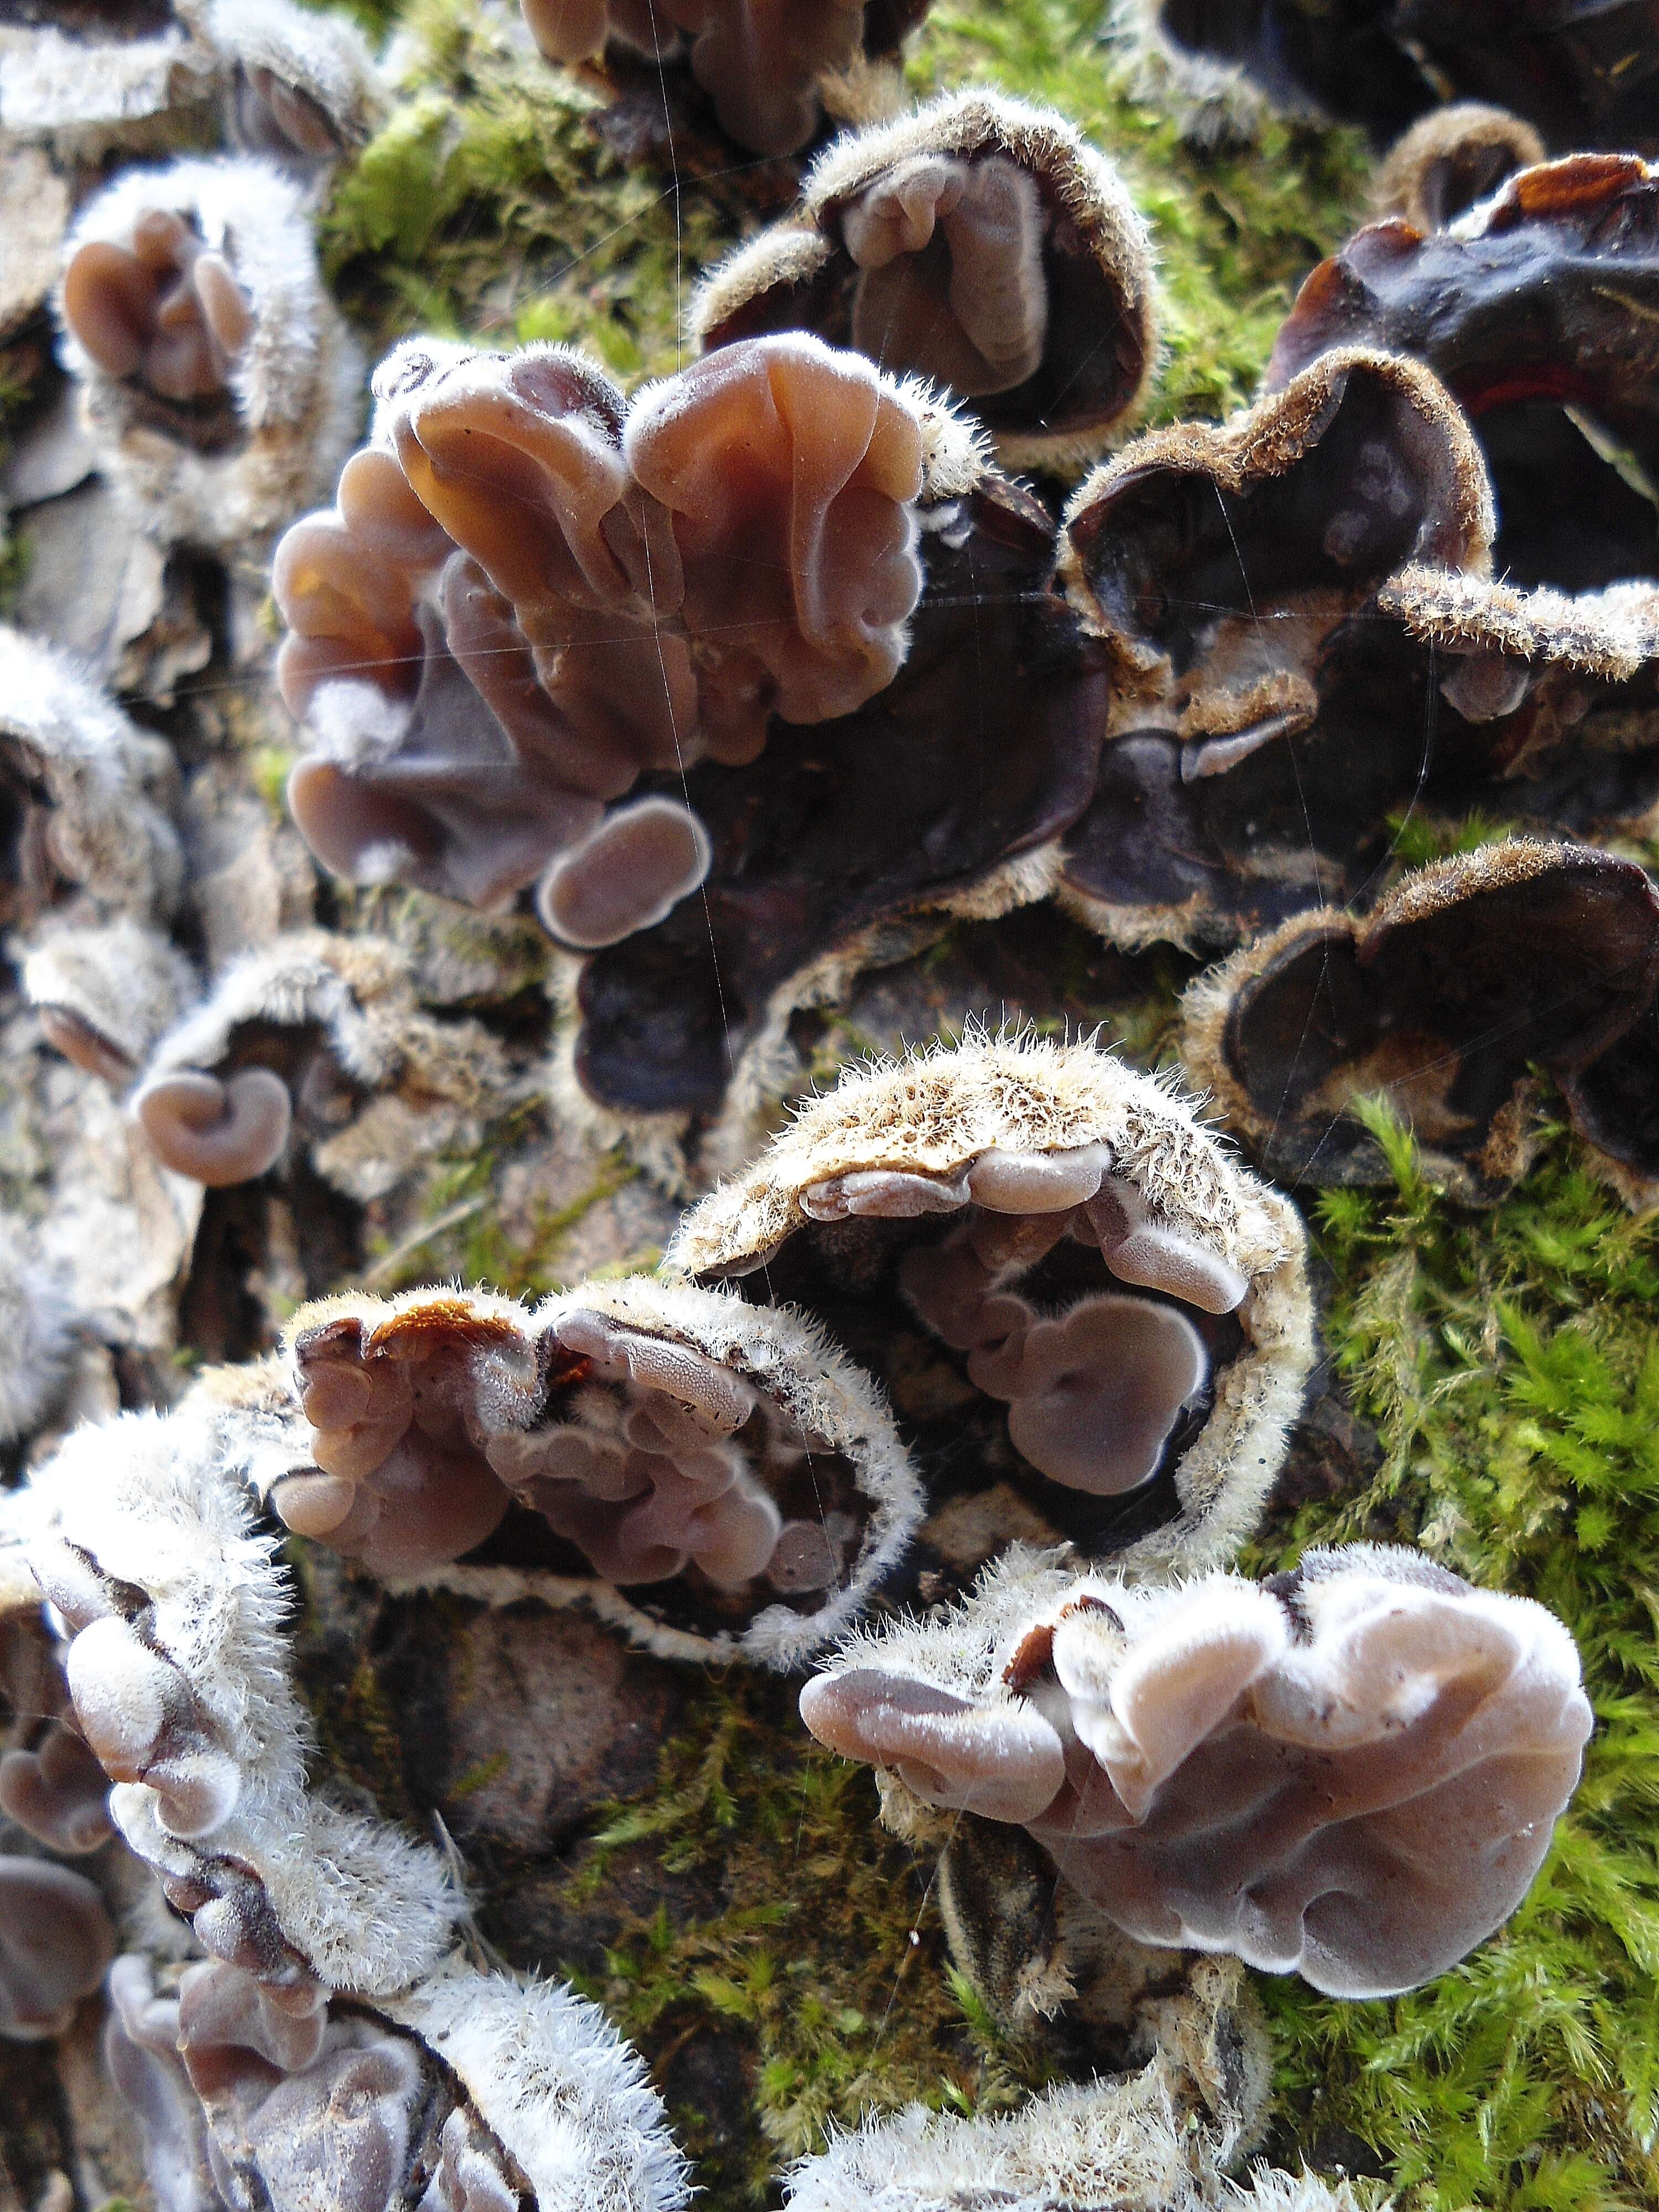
[801,1545,1592,1997]
[1182,838,1659,1203]
[56,155,363,547]
[670,1036,1312,1572]
[1370,103,1546,233]
[694,92,1157,467]
[274,1275,923,1665]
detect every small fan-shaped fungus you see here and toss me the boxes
[58,155,363,547]
[205,0,387,179]
[1182,839,1659,1203]
[801,1543,1592,1998]
[0,1856,115,2038]
[266,1275,921,1663]
[695,91,1157,467]
[669,1036,1311,1571]
[124,931,510,1202]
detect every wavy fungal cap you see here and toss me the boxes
[695,89,1157,468]
[668,1036,1312,1572]
[270,1273,923,1667]
[801,1543,1591,1999]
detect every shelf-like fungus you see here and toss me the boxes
[58,154,363,548]
[124,931,512,1201]
[1369,103,1546,232]
[801,1542,1591,1999]
[204,0,387,181]
[265,1274,922,1663]
[1052,347,1495,947]
[669,1036,1312,1571]
[693,91,1157,468]
[1182,839,1659,1204]
[1267,158,1659,598]
[275,331,975,940]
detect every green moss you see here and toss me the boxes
[320,0,754,375]
[555,1673,1057,2205]
[1248,1114,1659,2211]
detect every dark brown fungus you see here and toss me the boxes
[1052,346,1498,947]
[520,0,932,156]
[567,469,1105,1120]
[270,1281,920,1661]
[1371,103,1546,232]
[801,1545,1593,1997]
[0,1857,115,2038]
[694,92,1157,466]
[669,1038,1311,1574]
[1124,0,1659,152]
[1126,0,1441,143]
[133,1068,294,1188]
[1268,158,1659,597]
[1182,839,1659,1202]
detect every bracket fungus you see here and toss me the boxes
[1268,158,1659,600]
[693,91,1157,468]
[18,1417,693,2208]
[126,930,512,1202]
[58,154,364,549]
[1369,103,1546,233]
[1052,346,1502,948]
[262,1274,921,1663]
[275,330,975,943]
[0,1856,116,2040]
[802,1541,1592,1999]
[1116,0,1659,153]
[1182,838,1659,1205]
[0,623,182,934]
[519,0,932,157]
[669,1036,1312,1572]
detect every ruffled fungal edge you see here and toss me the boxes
[55,154,365,550]
[667,1035,1314,1574]
[692,88,1159,472]
[262,1272,926,1669]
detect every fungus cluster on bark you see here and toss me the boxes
[800,1543,1592,1998]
